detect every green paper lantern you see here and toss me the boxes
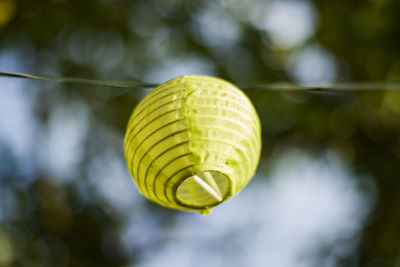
[124,75,261,214]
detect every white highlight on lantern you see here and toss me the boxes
[193,175,223,202]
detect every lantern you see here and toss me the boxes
[124,75,261,214]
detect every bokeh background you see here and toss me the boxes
[0,0,400,266]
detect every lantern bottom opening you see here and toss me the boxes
[176,171,230,208]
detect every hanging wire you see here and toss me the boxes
[0,71,158,89]
[0,71,400,91]
[239,81,400,91]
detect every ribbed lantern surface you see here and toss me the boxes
[124,75,261,214]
